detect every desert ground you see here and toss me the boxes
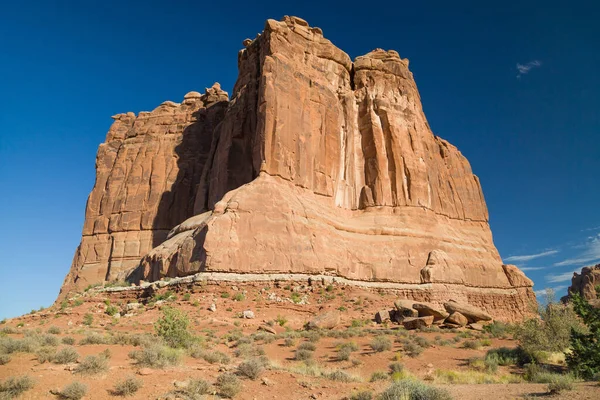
[1,280,598,399]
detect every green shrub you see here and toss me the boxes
[298,342,317,352]
[485,347,526,366]
[389,362,405,374]
[216,373,241,398]
[59,381,87,400]
[237,357,266,380]
[0,354,11,365]
[233,293,245,302]
[79,333,110,345]
[403,341,423,358]
[462,340,481,350]
[515,293,583,358]
[53,347,79,364]
[128,344,182,368]
[186,379,211,396]
[547,374,574,394]
[567,294,600,378]
[154,306,193,349]
[350,391,373,400]
[47,326,61,335]
[233,343,264,358]
[378,379,452,400]
[221,292,230,298]
[295,349,314,361]
[0,375,35,399]
[112,376,142,396]
[413,336,431,348]
[276,315,288,326]
[189,345,230,364]
[337,346,352,361]
[106,305,119,316]
[74,354,109,375]
[62,336,75,345]
[326,369,355,382]
[283,337,296,347]
[35,347,56,363]
[83,313,93,326]
[182,293,191,301]
[370,371,389,382]
[370,336,392,352]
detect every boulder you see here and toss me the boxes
[445,311,468,326]
[467,323,484,331]
[402,316,434,330]
[412,303,449,322]
[258,325,276,334]
[394,300,419,320]
[242,310,255,319]
[306,311,340,330]
[444,301,492,323]
[375,310,391,324]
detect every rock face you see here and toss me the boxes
[565,264,600,301]
[59,16,536,321]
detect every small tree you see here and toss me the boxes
[567,294,600,378]
[154,307,193,348]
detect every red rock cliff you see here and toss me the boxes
[59,16,535,321]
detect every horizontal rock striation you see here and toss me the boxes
[60,16,535,321]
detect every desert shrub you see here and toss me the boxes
[283,337,296,347]
[515,292,583,358]
[370,371,389,382]
[0,354,10,365]
[326,369,355,382]
[237,357,266,380]
[232,293,245,301]
[303,330,322,343]
[295,349,314,361]
[462,340,481,350]
[485,347,527,366]
[182,293,191,301]
[350,391,374,400]
[298,342,317,352]
[378,379,452,400]
[370,336,392,352]
[413,336,431,348]
[62,336,75,345]
[112,376,142,396]
[468,357,498,373]
[83,313,93,326]
[434,369,521,384]
[216,373,241,398]
[547,374,574,394]
[53,347,79,364]
[234,343,265,358]
[186,379,211,396]
[59,381,87,400]
[276,315,288,326]
[484,321,512,338]
[106,305,119,316]
[128,344,182,368]
[403,341,423,358]
[337,346,352,361]
[567,294,600,378]
[0,327,16,335]
[154,306,193,349]
[75,354,109,375]
[389,362,405,374]
[189,345,230,364]
[47,326,61,335]
[0,375,35,399]
[35,347,56,363]
[79,333,110,345]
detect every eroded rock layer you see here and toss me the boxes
[60,16,535,320]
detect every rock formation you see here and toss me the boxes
[59,16,536,321]
[564,264,600,301]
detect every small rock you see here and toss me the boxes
[258,325,276,334]
[306,311,340,330]
[468,323,484,331]
[243,310,255,319]
[445,312,468,327]
[209,303,217,312]
[125,302,141,311]
[261,377,274,386]
[138,368,153,376]
[375,310,390,324]
[232,285,239,291]
[173,380,189,389]
[402,316,434,330]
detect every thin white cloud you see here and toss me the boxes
[546,269,579,284]
[581,225,600,232]
[504,249,558,263]
[517,60,542,78]
[534,285,567,297]
[520,266,546,271]
[553,234,600,267]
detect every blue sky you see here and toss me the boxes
[0,1,598,319]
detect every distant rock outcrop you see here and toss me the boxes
[564,264,600,302]
[59,16,535,321]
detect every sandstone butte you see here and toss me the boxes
[564,263,600,304]
[58,16,536,321]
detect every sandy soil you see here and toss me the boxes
[1,281,598,399]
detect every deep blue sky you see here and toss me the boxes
[1,1,598,319]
